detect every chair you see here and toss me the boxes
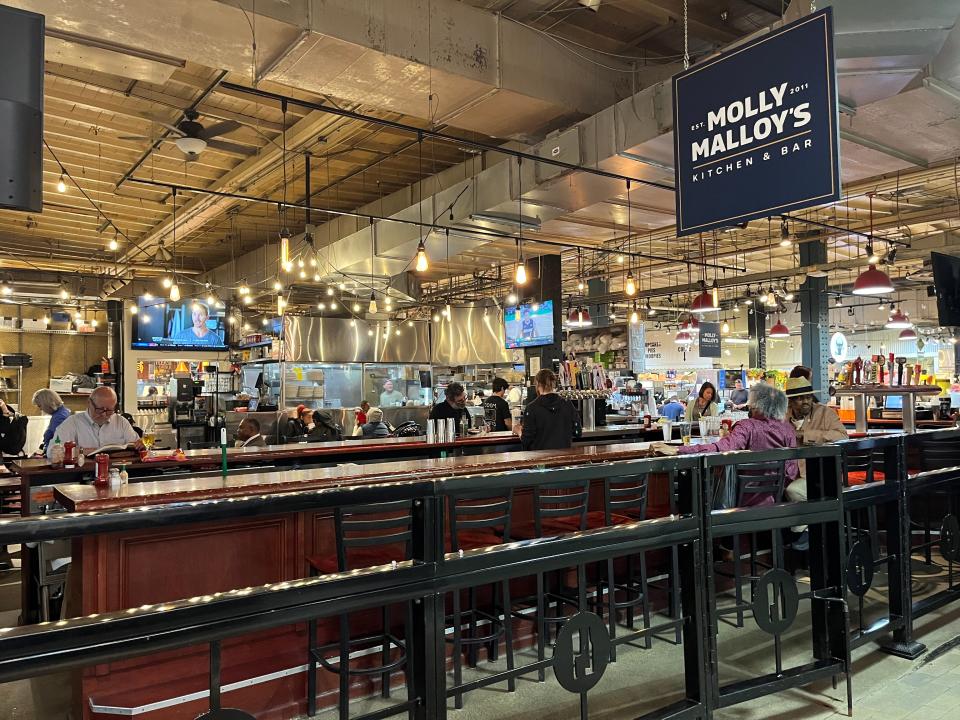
[723,460,787,627]
[596,474,652,659]
[842,448,887,561]
[510,479,592,681]
[911,435,960,564]
[446,490,515,708]
[305,500,415,720]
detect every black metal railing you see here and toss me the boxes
[0,433,958,719]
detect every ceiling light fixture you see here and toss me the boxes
[898,327,918,341]
[674,330,693,345]
[625,270,636,296]
[852,266,894,295]
[885,308,912,329]
[369,292,378,314]
[415,238,429,272]
[769,318,790,338]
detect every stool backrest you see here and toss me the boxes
[916,436,960,472]
[842,448,888,487]
[448,490,514,551]
[603,474,649,525]
[735,460,786,505]
[534,479,591,536]
[334,499,413,572]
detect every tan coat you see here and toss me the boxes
[795,403,848,445]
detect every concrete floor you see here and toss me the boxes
[1,551,959,720]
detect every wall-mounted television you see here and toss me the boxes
[932,252,960,327]
[504,300,554,349]
[131,296,228,350]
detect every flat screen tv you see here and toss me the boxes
[931,252,960,327]
[504,300,554,349]
[131,296,228,350]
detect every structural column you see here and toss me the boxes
[799,238,829,397]
[524,254,563,373]
[748,308,766,369]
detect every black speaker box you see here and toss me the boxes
[0,6,44,213]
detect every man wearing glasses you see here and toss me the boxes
[46,387,144,459]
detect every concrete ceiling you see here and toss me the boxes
[0,0,957,327]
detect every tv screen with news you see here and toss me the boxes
[504,300,554,349]
[131,296,228,350]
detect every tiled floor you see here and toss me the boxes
[1,555,960,719]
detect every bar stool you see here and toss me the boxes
[305,500,415,720]
[509,478,592,682]
[595,474,652,659]
[719,460,786,627]
[446,490,515,708]
[842,448,885,560]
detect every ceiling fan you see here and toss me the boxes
[120,109,255,160]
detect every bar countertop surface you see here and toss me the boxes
[53,441,663,512]
[14,424,660,478]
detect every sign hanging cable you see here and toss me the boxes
[683,0,690,70]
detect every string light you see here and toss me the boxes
[129,304,138,315]
[169,281,180,302]
[56,172,67,193]
[368,293,378,314]
[506,291,518,305]
[326,286,335,297]
[515,262,527,286]
[162,277,173,289]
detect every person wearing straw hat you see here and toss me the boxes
[785,377,847,450]
[783,376,849,550]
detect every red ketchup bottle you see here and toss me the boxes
[94,453,111,488]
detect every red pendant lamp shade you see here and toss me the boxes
[769,319,790,338]
[898,327,918,340]
[690,290,717,314]
[852,266,894,295]
[674,330,693,345]
[885,308,912,329]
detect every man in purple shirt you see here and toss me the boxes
[653,383,797,505]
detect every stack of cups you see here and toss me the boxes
[426,419,436,443]
[446,417,456,442]
[661,420,672,442]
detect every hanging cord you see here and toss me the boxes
[683,0,690,70]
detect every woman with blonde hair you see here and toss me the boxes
[32,388,70,452]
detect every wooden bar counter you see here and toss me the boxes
[48,442,667,720]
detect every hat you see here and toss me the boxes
[785,377,816,398]
[367,407,384,422]
[296,404,307,414]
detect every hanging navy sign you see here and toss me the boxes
[672,8,840,236]
[699,322,721,358]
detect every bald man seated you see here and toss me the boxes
[46,386,145,459]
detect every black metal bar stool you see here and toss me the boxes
[509,478,592,682]
[446,489,515,708]
[595,473,652,659]
[718,460,787,627]
[306,500,416,720]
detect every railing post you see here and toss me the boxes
[884,436,926,658]
[807,451,847,664]
[681,462,715,718]
[410,493,445,720]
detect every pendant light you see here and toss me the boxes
[415,238,429,272]
[515,156,527,285]
[630,303,639,324]
[852,266,894,295]
[674,330,693,345]
[368,292,378,314]
[711,280,720,308]
[854,196,894,294]
[885,308,912,329]
[721,320,730,334]
[279,226,291,269]
[276,292,284,316]
[779,218,793,247]
[625,270,636,296]
[624,179,636,297]
[506,291,518,306]
[168,187,180,302]
[898,327,918,341]
[56,169,67,193]
[769,318,790,338]
[690,288,716,314]
[680,316,699,334]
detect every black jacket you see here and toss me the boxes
[520,393,581,451]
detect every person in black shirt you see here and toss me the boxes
[429,382,471,434]
[482,377,513,432]
[520,369,581,451]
